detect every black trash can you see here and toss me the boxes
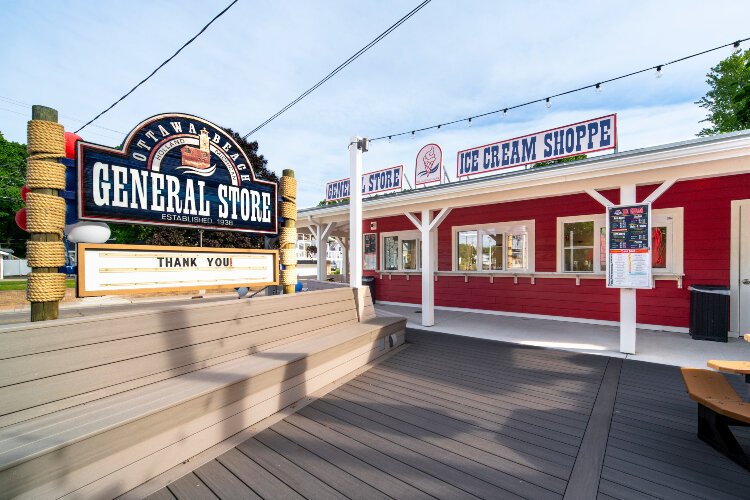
[688,285,730,342]
[362,276,376,303]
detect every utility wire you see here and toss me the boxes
[0,97,127,135]
[75,0,239,133]
[242,0,432,139]
[370,37,750,141]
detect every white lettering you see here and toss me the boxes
[184,179,198,215]
[150,172,165,211]
[130,170,148,209]
[93,162,111,206]
[218,184,229,218]
[166,175,182,213]
[261,192,271,222]
[111,165,128,208]
[198,181,210,216]
[170,121,182,133]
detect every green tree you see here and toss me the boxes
[0,133,28,257]
[110,127,280,248]
[532,154,587,168]
[696,49,750,136]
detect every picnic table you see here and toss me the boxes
[707,359,750,383]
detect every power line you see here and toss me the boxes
[75,0,239,133]
[242,0,432,140]
[370,37,750,141]
[0,96,127,135]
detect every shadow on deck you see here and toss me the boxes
[143,330,750,500]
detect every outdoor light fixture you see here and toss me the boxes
[357,138,370,152]
[655,65,663,78]
[467,117,472,127]
[388,136,392,143]
[733,40,741,54]
[545,97,552,109]
[595,83,602,94]
[503,108,508,117]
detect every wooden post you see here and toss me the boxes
[27,105,67,321]
[279,169,297,294]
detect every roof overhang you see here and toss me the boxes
[298,130,750,232]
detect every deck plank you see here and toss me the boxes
[148,329,750,500]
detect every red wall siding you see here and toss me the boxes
[364,173,750,328]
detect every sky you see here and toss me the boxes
[1,0,749,208]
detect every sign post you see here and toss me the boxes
[349,136,363,288]
[606,190,652,354]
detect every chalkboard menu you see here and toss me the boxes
[363,233,377,270]
[606,203,652,288]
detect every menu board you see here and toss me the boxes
[607,203,652,289]
[363,233,377,270]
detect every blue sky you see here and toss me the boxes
[2,0,749,207]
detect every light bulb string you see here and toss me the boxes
[370,36,748,142]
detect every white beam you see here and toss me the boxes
[585,188,614,207]
[428,207,452,231]
[334,236,349,281]
[316,223,334,280]
[404,211,423,231]
[620,183,637,354]
[349,136,363,288]
[642,178,677,204]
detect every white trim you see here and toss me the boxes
[730,199,750,337]
[451,219,535,273]
[375,300,689,333]
[643,178,677,204]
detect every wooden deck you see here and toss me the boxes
[146,330,750,500]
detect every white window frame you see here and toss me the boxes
[451,220,535,273]
[556,208,683,275]
[380,230,421,271]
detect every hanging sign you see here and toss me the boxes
[325,165,403,201]
[457,114,617,178]
[606,203,652,289]
[415,144,442,186]
[77,243,278,296]
[77,113,278,234]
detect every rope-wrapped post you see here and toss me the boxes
[26,105,67,321]
[278,169,297,294]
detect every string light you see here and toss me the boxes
[733,40,741,54]
[388,135,392,143]
[368,36,750,142]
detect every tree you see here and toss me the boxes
[110,127,280,248]
[532,154,587,168]
[696,49,750,136]
[0,133,28,257]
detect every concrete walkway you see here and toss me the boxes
[375,303,750,369]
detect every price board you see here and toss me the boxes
[363,233,377,270]
[606,203,652,289]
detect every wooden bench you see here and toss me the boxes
[0,287,405,499]
[680,368,750,470]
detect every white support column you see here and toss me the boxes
[349,136,363,288]
[620,183,637,354]
[405,207,451,327]
[334,236,349,282]
[312,222,333,281]
[421,209,435,327]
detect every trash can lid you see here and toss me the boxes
[687,285,730,295]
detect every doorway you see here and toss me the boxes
[731,199,750,337]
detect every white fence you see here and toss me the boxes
[1,259,31,278]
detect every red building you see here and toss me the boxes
[299,131,750,350]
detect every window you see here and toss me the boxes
[457,230,478,270]
[381,231,421,271]
[557,208,683,275]
[563,221,595,272]
[453,220,534,272]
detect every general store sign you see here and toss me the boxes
[77,243,278,296]
[325,165,403,201]
[77,113,278,233]
[606,203,652,289]
[457,114,617,178]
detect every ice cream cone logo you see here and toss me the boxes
[423,147,437,172]
[415,143,442,184]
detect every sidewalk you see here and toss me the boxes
[375,303,750,369]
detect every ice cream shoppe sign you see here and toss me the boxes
[76,113,280,295]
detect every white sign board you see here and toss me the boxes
[457,114,617,178]
[78,243,278,296]
[325,165,404,201]
[606,203,652,289]
[415,144,442,185]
